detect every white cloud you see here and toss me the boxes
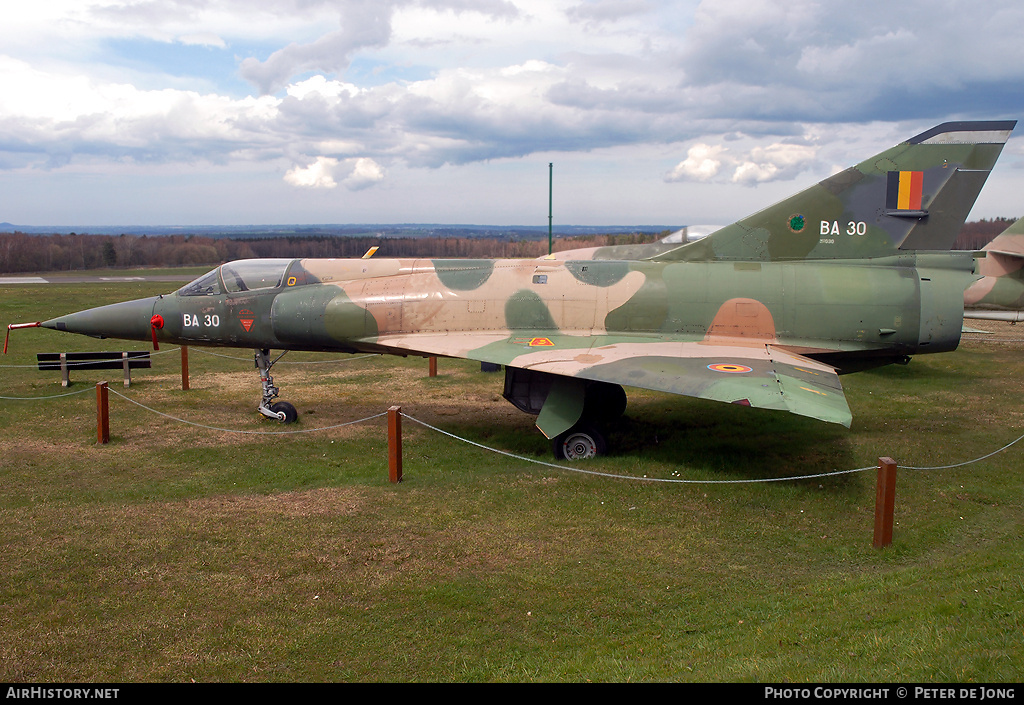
[284,156,339,189]
[666,139,817,186]
[342,157,385,190]
[283,156,386,191]
[238,0,525,95]
[665,143,724,182]
[178,33,228,49]
[240,18,394,96]
[1,1,1024,225]
[566,0,656,26]
[0,55,284,170]
[730,143,817,185]
[286,75,361,101]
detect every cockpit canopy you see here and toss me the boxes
[178,259,293,297]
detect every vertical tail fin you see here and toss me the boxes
[658,121,1016,262]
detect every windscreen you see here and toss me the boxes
[221,259,292,293]
[178,259,293,296]
[177,268,222,296]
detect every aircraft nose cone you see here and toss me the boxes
[41,296,161,341]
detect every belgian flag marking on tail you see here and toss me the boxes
[886,170,923,211]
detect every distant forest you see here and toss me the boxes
[0,218,1017,274]
[953,217,1018,250]
[0,230,667,274]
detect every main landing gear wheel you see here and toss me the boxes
[254,348,298,423]
[553,425,607,461]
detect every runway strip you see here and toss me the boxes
[0,274,193,284]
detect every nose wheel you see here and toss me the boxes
[267,400,298,423]
[255,348,298,423]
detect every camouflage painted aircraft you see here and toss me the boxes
[963,216,1024,322]
[11,120,1017,459]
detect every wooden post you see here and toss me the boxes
[428,356,437,377]
[96,381,109,445]
[873,457,897,548]
[387,405,403,483]
[180,346,190,390]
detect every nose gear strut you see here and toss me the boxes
[255,348,298,423]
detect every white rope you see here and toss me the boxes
[403,413,877,484]
[0,346,178,369]
[3,359,1020,481]
[403,414,1022,483]
[189,347,380,365]
[900,429,1024,470]
[107,387,387,435]
[2,346,378,368]
[0,387,95,400]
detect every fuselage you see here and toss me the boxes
[47,255,972,375]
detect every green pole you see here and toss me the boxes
[548,163,553,255]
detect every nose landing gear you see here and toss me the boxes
[255,348,298,423]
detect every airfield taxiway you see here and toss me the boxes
[0,274,194,284]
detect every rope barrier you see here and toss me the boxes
[105,387,387,435]
[2,357,1021,482]
[404,414,1022,482]
[0,386,96,400]
[0,346,179,369]
[900,429,1024,470]
[1,346,379,368]
[961,337,1024,343]
[404,413,879,484]
[189,348,380,365]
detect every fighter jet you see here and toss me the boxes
[963,216,1024,322]
[16,121,1016,459]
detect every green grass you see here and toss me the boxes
[0,279,1022,682]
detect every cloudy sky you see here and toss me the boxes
[2,0,1023,227]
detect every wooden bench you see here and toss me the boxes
[37,351,152,387]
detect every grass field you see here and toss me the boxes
[0,279,1022,682]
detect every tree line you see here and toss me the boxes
[0,221,1015,274]
[953,217,1018,250]
[0,231,667,274]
